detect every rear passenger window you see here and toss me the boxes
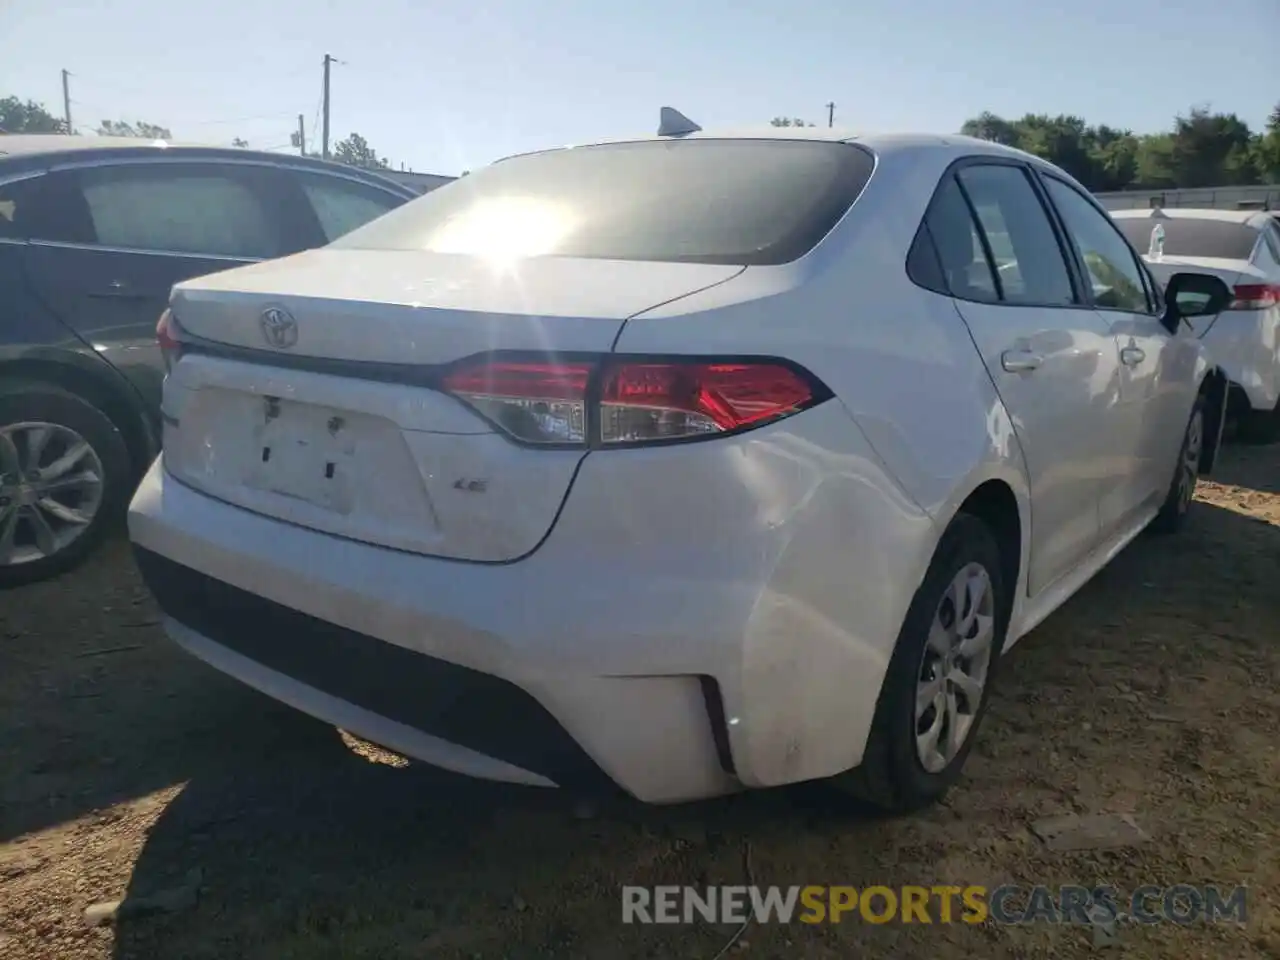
[297,172,403,242]
[922,176,999,301]
[955,165,1076,306]
[905,223,948,295]
[75,165,281,259]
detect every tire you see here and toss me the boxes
[832,513,1007,813]
[1236,400,1280,445]
[0,381,133,588]
[1150,394,1205,536]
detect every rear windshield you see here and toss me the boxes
[1112,217,1261,261]
[331,139,875,266]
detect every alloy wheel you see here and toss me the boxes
[0,422,105,567]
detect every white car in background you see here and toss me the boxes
[1111,208,1280,443]
[128,116,1234,813]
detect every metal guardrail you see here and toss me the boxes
[1095,185,1280,212]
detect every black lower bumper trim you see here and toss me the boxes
[132,547,619,795]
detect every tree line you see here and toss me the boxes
[959,106,1280,192]
[8,92,1280,189]
[1,94,390,171]
[776,106,1280,193]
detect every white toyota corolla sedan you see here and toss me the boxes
[1110,208,1280,443]
[128,114,1234,812]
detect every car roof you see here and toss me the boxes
[1109,207,1263,226]
[0,134,417,196]
[504,126,1053,171]
[0,134,194,156]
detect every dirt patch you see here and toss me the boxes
[2,446,1278,959]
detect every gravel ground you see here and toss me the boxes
[1,445,1278,960]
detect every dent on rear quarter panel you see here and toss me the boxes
[729,407,940,784]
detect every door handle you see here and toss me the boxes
[1120,346,1146,366]
[1001,349,1043,373]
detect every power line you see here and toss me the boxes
[172,111,298,128]
[67,65,317,101]
[309,84,324,157]
[70,99,293,129]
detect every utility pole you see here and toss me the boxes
[826,102,835,128]
[321,53,333,159]
[297,113,306,156]
[61,70,73,134]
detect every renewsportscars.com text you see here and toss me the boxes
[621,884,1247,926]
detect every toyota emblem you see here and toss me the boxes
[260,305,298,349]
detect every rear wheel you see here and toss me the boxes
[1150,396,1205,535]
[0,382,132,588]
[832,514,1007,813]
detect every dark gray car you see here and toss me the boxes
[0,135,417,585]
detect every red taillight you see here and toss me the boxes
[440,355,826,447]
[1229,284,1280,311]
[441,361,593,444]
[156,309,183,372]
[599,361,817,443]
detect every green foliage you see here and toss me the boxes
[1251,104,1280,183]
[331,132,388,170]
[96,119,173,139]
[959,104,1279,191]
[289,129,389,169]
[0,96,67,134]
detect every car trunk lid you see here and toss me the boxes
[170,248,742,363]
[162,249,743,561]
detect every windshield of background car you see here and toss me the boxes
[330,139,876,265]
[1113,217,1261,261]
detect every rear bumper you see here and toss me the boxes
[129,474,737,802]
[1202,313,1280,413]
[134,547,619,793]
[128,401,934,802]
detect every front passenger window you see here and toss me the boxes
[1042,177,1151,314]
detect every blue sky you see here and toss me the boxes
[3,0,1276,176]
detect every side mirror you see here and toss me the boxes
[1163,272,1232,331]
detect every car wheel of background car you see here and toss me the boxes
[0,381,132,588]
[832,513,1007,813]
[1236,400,1280,445]
[1150,395,1206,535]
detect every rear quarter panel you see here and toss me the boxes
[610,143,1034,778]
[616,141,1032,553]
